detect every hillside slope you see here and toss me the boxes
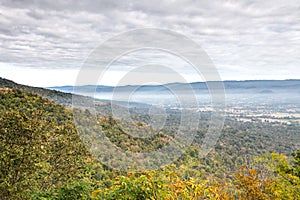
[0,77,74,105]
[0,83,299,199]
[0,88,91,199]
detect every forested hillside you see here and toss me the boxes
[0,77,92,106]
[0,86,299,199]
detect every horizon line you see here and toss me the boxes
[47,78,300,88]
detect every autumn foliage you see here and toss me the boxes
[0,89,299,199]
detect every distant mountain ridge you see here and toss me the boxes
[1,77,299,107]
[49,79,300,94]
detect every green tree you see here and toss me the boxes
[0,89,90,199]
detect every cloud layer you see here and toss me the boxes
[0,0,299,86]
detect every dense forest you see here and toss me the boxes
[0,79,299,199]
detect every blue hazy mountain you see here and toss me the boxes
[49,80,300,93]
[48,80,300,97]
[48,80,300,107]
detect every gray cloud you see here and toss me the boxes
[0,0,299,80]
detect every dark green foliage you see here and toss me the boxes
[30,181,93,200]
[292,150,300,178]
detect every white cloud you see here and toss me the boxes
[0,0,299,86]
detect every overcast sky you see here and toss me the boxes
[0,0,299,86]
